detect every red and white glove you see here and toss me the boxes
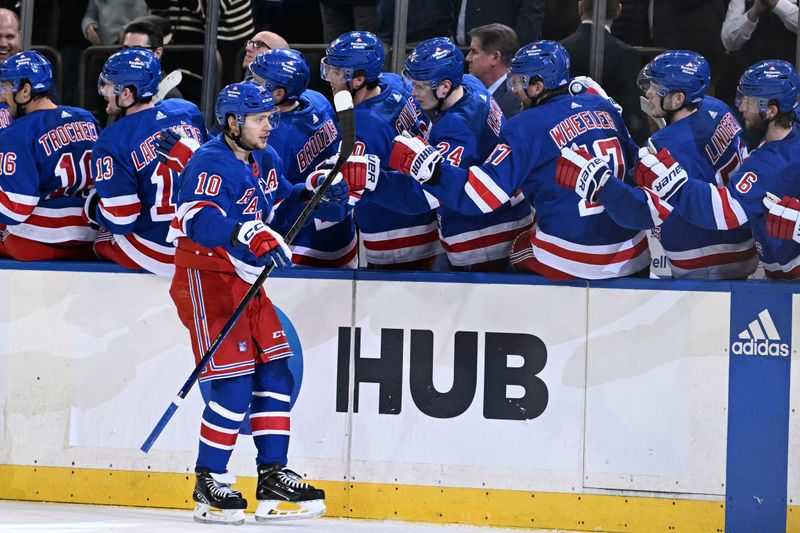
[233,220,293,268]
[634,142,688,201]
[389,133,442,183]
[556,146,611,203]
[764,193,800,243]
[155,128,201,174]
[340,154,380,204]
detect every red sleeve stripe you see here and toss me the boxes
[0,187,39,222]
[98,195,141,226]
[465,166,509,214]
[710,184,747,230]
[644,189,673,226]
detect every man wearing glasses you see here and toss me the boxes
[242,31,289,71]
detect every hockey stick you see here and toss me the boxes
[140,91,356,453]
[153,70,182,104]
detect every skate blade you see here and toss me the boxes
[254,499,326,521]
[193,502,245,525]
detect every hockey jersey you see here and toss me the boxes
[0,106,99,244]
[427,92,648,279]
[354,73,441,266]
[169,134,311,283]
[671,125,800,279]
[0,103,10,130]
[267,89,357,268]
[90,98,207,276]
[597,97,756,279]
[430,74,533,267]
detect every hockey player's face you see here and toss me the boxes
[321,62,348,93]
[409,80,438,111]
[0,81,15,116]
[239,111,275,150]
[737,94,769,133]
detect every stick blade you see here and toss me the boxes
[333,90,354,113]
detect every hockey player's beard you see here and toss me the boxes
[747,114,769,138]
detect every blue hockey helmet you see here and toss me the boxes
[248,48,310,102]
[98,48,161,100]
[637,50,710,104]
[403,37,464,90]
[215,81,278,129]
[507,40,570,92]
[0,51,53,93]
[321,31,385,84]
[736,59,800,114]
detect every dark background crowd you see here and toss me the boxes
[0,0,797,145]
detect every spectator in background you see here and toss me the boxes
[149,0,255,85]
[650,0,726,86]
[541,0,580,40]
[242,30,289,70]
[122,19,183,100]
[319,0,377,44]
[610,0,652,46]
[454,0,545,47]
[561,0,649,143]
[82,0,149,45]
[717,0,797,113]
[466,24,521,118]
[0,7,19,62]
[377,0,454,45]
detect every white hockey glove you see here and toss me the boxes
[634,141,688,201]
[556,146,611,203]
[389,132,443,184]
[232,220,293,269]
[568,76,623,116]
[764,193,800,243]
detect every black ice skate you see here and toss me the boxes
[254,463,326,521]
[192,468,248,525]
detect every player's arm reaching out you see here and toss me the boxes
[556,142,677,230]
[389,130,526,217]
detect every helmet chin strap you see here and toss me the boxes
[434,83,456,114]
[225,121,257,152]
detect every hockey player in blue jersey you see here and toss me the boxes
[83,48,208,276]
[321,31,442,269]
[402,38,533,271]
[0,51,99,261]
[390,41,649,280]
[168,82,344,524]
[631,60,800,280]
[248,48,358,268]
[558,51,757,279]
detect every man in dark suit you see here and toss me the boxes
[455,0,545,47]
[466,23,521,118]
[561,0,649,143]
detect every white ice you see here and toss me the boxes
[0,501,577,533]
